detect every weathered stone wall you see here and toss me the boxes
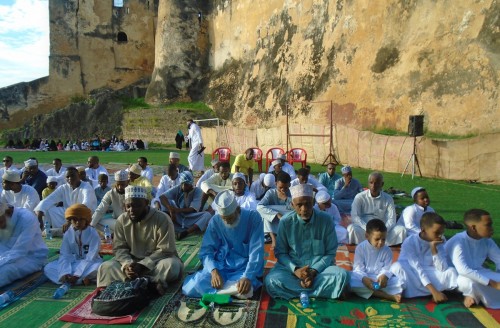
[201,124,500,183]
[205,0,500,136]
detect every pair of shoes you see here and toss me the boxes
[176,231,189,241]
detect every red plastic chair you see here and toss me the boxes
[250,147,263,172]
[266,147,285,169]
[288,148,307,168]
[212,147,231,163]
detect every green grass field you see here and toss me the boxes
[2,148,499,243]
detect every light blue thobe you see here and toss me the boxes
[332,177,363,213]
[182,209,264,297]
[265,209,350,299]
[163,185,211,231]
[317,172,342,196]
[257,189,292,234]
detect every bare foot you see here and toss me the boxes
[373,290,401,303]
[392,294,402,303]
[156,282,166,296]
[463,296,475,308]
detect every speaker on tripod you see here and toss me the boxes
[408,115,424,137]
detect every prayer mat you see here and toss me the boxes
[152,292,260,328]
[256,291,486,328]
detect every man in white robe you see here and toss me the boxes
[200,162,233,210]
[314,191,348,245]
[85,156,109,186]
[348,172,406,246]
[196,159,219,188]
[268,155,296,180]
[0,202,48,288]
[186,119,205,172]
[1,170,40,212]
[45,158,67,186]
[153,164,181,210]
[35,167,97,231]
[212,173,258,211]
[250,173,275,200]
[137,156,154,183]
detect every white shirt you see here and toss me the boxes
[313,203,341,225]
[351,190,397,230]
[187,123,203,146]
[196,168,216,188]
[85,165,109,186]
[353,240,394,279]
[35,181,97,214]
[268,162,297,180]
[45,166,68,186]
[1,185,40,211]
[201,173,233,193]
[140,166,154,183]
[398,204,435,235]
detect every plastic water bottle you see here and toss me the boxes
[372,282,380,290]
[45,221,52,240]
[300,291,310,308]
[0,290,15,306]
[53,283,70,299]
[103,225,112,244]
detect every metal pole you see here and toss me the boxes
[286,104,289,154]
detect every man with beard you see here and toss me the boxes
[35,167,97,231]
[0,201,48,288]
[158,171,211,240]
[45,158,67,186]
[85,156,109,187]
[91,170,129,233]
[1,170,40,211]
[213,173,257,211]
[182,190,264,298]
[21,159,47,200]
[97,186,183,295]
[264,184,350,300]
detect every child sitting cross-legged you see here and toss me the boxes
[351,219,403,302]
[391,212,457,303]
[44,204,103,286]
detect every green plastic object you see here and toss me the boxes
[199,294,232,309]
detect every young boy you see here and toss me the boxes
[42,176,58,199]
[351,219,403,302]
[397,187,435,236]
[314,190,348,244]
[446,209,500,308]
[94,173,111,204]
[44,204,102,285]
[391,212,457,303]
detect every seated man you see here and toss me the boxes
[1,170,40,212]
[264,184,350,299]
[97,186,183,295]
[85,156,109,187]
[45,158,67,186]
[35,167,97,231]
[257,172,293,247]
[268,155,296,180]
[21,159,47,200]
[0,202,48,288]
[314,190,348,245]
[200,161,233,210]
[91,170,129,233]
[196,159,219,188]
[348,172,406,246]
[291,168,327,193]
[182,190,264,298]
[446,209,500,309]
[332,166,363,214]
[231,148,255,186]
[128,164,153,199]
[317,162,341,197]
[213,173,258,211]
[169,152,189,173]
[158,172,211,240]
[137,156,154,183]
[250,173,275,201]
[154,164,181,208]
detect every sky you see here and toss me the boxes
[0,0,50,88]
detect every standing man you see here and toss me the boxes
[186,119,205,174]
[97,186,183,295]
[86,156,109,186]
[231,148,255,186]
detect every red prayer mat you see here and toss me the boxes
[59,288,141,324]
[99,242,113,255]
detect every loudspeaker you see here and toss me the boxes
[408,115,424,137]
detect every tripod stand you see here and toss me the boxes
[401,135,422,179]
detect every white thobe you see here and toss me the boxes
[445,231,500,309]
[390,234,457,298]
[250,176,270,200]
[46,167,68,186]
[85,165,109,186]
[0,208,48,288]
[268,163,297,180]
[0,167,20,193]
[34,181,97,228]
[154,174,181,209]
[1,185,40,212]
[44,226,103,284]
[212,190,258,211]
[397,204,435,236]
[201,173,233,194]
[348,190,406,245]
[291,176,327,192]
[140,166,154,183]
[351,240,402,299]
[314,204,348,244]
[187,123,205,171]
[196,169,216,188]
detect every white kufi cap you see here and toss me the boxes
[114,170,129,182]
[315,190,331,203]
[24,159,37,167]
[214,190,238,216]
[411,187,425,198]
[169,152,180,159]
[289,184,314,199]
[3,170,21,183]
[263,174,275,187]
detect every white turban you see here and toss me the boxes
[232,172,245,181]
[214,190,238,216]
[3,170,21,183]
[263,174,275,187]
[290,184,313,199]
[24,159,37,167]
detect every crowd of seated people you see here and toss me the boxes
[0,148,498,312]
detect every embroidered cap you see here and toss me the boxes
[289,184,313,199]
[129,163,142,175]
[341,166,352,174]
[272,159,281,167]
[232,172,245,181]
[125,186,147,200]
[24,159,37,167]
[214,190,238,216]
[46,176,58,184]
[114,170,129,182]
[169,152,180,159]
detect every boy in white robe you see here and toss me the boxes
[45,204,102,285]
[391,212,457,303]
[351,219,402,302]
[314,191,348,244]
[446,209,500,309]
[397,187,435,236]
